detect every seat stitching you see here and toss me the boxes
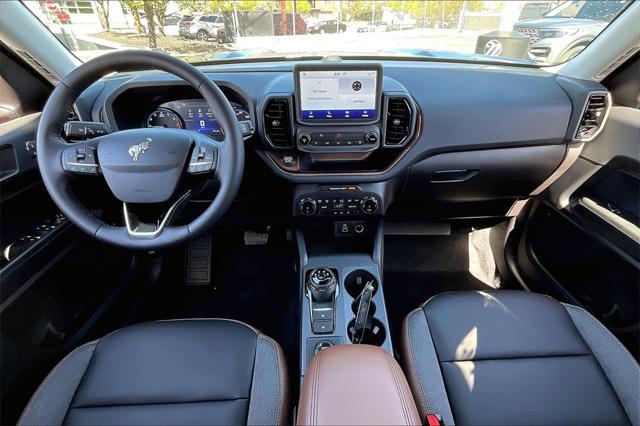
[406,309,429,414]
[19,341,97,424]
[313,353,321,426]
[259,334,282,426]
[564,304,639,424]
[70,398,249,409]
[385,353,410,426]
[440,353,593,363]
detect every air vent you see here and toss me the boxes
[15,50,61,85]
[575,93,608,141]
[263,98,292,148]
[384,97,412,146]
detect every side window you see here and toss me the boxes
[0,48,49,125]
[216,17,224,24]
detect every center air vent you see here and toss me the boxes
[263,98,292,148]
[575,93,608,141]
[384,97,413,147]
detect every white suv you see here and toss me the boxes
[179,15,224,42]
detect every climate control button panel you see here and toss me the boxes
[295,187,381,217]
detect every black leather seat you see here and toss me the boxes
[19,319,288,426]
[402,291,640,426]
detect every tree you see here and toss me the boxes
[151,0,169,36]
[120,0,144,33]
[96,0,111,32]
[142,1,157,47]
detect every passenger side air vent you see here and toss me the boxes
[263,98,292,148]
[575,93,609,141]
[384,97,413,147]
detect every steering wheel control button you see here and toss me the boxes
[298,198,317,216]
[360,197,379,214]
[240,120,254,136]
[188,142,216,174]
[62,145,100,175]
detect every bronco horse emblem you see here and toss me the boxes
[128,139,151,162]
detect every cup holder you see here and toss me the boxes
[345,270,378,299]
[351,299,377,317]
[347,317,386,346]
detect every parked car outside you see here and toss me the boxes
[308,20,347,34]
[179,14,224,41]
[514,0,630,65]
[163,12,182,26]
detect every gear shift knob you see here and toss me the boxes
[307,268,338,302]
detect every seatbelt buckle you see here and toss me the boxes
[425,413,444,426]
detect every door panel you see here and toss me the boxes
[0,113,137,424]
[516,106,640,356]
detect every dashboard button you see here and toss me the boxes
[366,132,378,144]
[361,197,379,214]
[298,133,311,145]
[282,153,296,167]
[298,198,317,216]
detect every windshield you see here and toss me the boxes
[26,0,629,67]
[545,0,629,20]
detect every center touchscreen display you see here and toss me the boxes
[298,69,378,120]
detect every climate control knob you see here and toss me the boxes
[298,198,317,216]
[365,132,378,144]
[360,197,379,214]
[298,133,311,145]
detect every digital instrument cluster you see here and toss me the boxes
[146,100,254,138]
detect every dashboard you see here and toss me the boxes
[72,58,609,220]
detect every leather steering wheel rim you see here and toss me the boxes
[37,50,244,250]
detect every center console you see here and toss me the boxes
[297,344,421,426]
[296,219,395,376]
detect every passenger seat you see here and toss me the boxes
[402,291,639,426]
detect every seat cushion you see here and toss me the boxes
[402,290,640,426]
[19,319,288,426]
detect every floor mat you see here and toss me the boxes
[383,230,514,353]
[134,226,299,388]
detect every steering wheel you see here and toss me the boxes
[37,51,244,250]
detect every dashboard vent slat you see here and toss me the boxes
[384,97,412,146]
[263,98,292,148]
[575,93,608,141]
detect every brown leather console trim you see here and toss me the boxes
[297,344,421,426]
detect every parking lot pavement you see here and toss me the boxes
[234,28,482,56]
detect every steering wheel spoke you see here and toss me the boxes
[61,139,102,176]
[123,191,192,239]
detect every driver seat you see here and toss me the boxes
[18,319,288,426]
